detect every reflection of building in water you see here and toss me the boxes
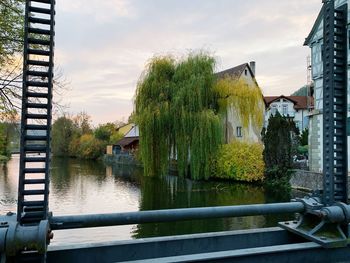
[106,166,112,177]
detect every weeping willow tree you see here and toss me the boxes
[215,77,264,134]
[135,54,222,179]
[135,53,264,180]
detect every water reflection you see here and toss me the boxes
[0,156,292,245]
[134,171,291,238]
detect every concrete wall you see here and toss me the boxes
[291,169,350,199]
[290,169,323,192]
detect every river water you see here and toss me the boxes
[0,155,294,245]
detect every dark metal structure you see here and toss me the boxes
[322,0,348,206]
[18,0,55,225]
[1,0,350,262]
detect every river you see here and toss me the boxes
[0,155,295,245]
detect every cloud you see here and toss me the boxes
[57,0,136,23]
[54,0,322,124]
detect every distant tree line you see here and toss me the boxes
[51,112,124,159]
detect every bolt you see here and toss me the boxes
[6,212,13,216]
[284,221,290,225]
[47,231,54,242]
[0,221,8,226]
[293,221,298,224]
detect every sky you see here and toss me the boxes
[54,0,321,125]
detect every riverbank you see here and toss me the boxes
[103,153,141,167]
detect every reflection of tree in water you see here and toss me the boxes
[0,162,17,211]
[132,176,291,239]
[110,164,142,187]
[50,157,106,196]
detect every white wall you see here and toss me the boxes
[225,65,264,143]
[265,99,309,131]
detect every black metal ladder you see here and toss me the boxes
[322,1,348,206]
[17,0,55,226]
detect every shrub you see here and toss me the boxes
[213,141,264,182]
[77,134,105,160]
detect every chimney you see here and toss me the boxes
[249,61,256,77]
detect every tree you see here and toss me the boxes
[135,54,222,179]
[291,85,308,96]
[262,112,296,188]
[72,112,92,135]
[51,116,76,156]
[0,1,68,118]
[94,123,116,142]
[300,128,308,146]
[0,0,24,65]
[77,134,104,160]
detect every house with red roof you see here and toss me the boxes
[264,95,313,131]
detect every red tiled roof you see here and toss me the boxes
[264,95,314,110]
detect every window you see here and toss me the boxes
[282,104,288,115]
[271,105,277,115]
[244,69,247,75]
[236,126,242,137]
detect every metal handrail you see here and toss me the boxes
[50,202,304,230]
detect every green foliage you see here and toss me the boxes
[71,112,92,135]
[135,53,222,179]
[262,112,296,188]
[52,113,128,160]
[0,154,9,163]
[77,134,105,159]
[291,85,308,96]
[297,145,308,155]
[215,78,264,131]
[94,122,122,144]
[212,140,264,182]
[0,122,15,159]
[0,0,24,65]
[300,128,308,146]
[51,116,76,156]
[52,113,107,160]
[109,132,123,144]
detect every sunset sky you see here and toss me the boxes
[54,0,321,125]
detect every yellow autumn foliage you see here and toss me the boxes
[214,78,264,131]
[213,140,265,182]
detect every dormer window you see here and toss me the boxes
[282,104,288,115]
[271,105,277,115]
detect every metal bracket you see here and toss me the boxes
[0,213,51,261]
[280,198,350,248]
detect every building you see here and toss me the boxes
[264,95,313,131]
[304,0,349,172]
[216,61,265,143]
[111,62,264,156]
[107,124,139,155]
